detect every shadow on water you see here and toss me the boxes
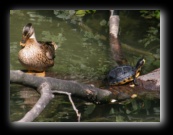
[10,10,160,122]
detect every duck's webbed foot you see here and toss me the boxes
[23,70,46,77]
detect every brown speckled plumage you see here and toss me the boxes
[18,23,58,72]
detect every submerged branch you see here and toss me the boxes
[109,10,127,65]
[52,90,81,122]
[121,43,160,60]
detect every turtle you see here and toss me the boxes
[106,58,145,86]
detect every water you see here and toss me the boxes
[10,10,160,122]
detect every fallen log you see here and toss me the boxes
[10,70,114,104]
[10,69,160,122]
[137,68,160,91]
[109,10,127,65]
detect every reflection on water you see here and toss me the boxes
[10,84,160,122]
[10,10,160,122]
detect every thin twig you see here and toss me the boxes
[52,90,81,122]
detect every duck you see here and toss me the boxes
[18,23,58,77]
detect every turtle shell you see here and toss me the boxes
[107,65,136,85]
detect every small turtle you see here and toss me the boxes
[106,58,145,86]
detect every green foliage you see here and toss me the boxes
[82,31,104,46]
[54,10,75,20]
[138,26,160,47]
[41,30,66,47]
[99,19,107,26]
[53,10,96,24]
[138,10,160,47]
[140,10,160,20]
[75,10,96,17]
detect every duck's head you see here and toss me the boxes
[20,23,35,46]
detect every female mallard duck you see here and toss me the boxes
[18,23,58,77]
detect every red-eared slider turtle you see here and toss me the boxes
[106,58,145,86]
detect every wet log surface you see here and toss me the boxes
[10,69,160,103]
[137,68,160,91]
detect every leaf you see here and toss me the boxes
[75,10,86,17]
[100,19,107,26]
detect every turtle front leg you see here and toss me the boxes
[133,77,139,86]
[129,76,138,87]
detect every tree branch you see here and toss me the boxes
[10,70,114,104]
[52,90,81,122]
[109,10,127,65]
[17,82,54,122]
[10,69,160,122]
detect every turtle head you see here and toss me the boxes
[135,57,145,70]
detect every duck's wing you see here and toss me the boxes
[38,41,58,60]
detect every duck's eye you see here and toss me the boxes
[23,30,28,36]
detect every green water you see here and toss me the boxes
[10,10,160,122]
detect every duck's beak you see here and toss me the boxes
[20,36,27,47]
[20,41,25,47]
